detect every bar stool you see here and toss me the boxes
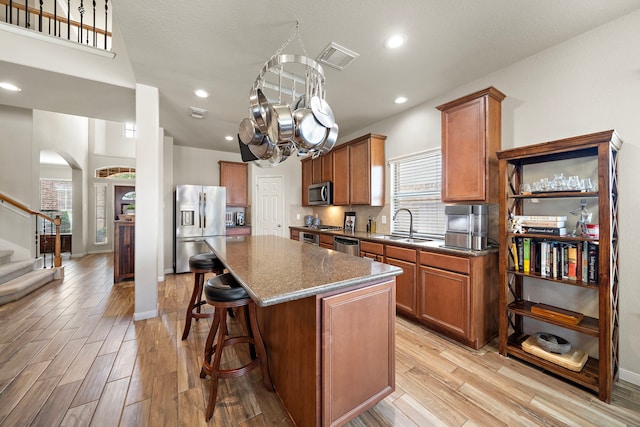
[181,253,225,340]
[199,273,273,421]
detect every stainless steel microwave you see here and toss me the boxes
[308,181,332,206]
[444,204,489,250]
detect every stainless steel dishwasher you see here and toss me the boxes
[333,236,360,256]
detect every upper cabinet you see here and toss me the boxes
[436,87,506,203]
[333,133,387,207]
[302,133,386,207]
[219,161,248,206]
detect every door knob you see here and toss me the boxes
[277,224,281,227]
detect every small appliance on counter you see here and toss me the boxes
[235,211,245,226]
[444,204,490,250]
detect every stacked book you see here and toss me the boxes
[513,215,567,236]
[510,237,598,283]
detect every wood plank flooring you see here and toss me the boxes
[0,253,638,426]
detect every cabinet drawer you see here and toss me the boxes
[360,241,384,255]
[385,245,416,263]
[420,251,469,274]
[320,234,333,245]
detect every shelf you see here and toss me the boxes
[510,191,598,199]
[508,233,598,243]
[507,301,599,337]
[507,269,599,290]
[506,333,599,392]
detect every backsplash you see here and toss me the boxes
[312,205,390,234]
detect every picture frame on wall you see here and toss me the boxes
[344,211,356,233]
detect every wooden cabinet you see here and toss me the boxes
[321,280,396,426]
[436,87,505,203]
[219,161,248,206]
[385,245,418,317]
[319,234,333,249]
[312,154,333,184]
[360,240,384,262]
[301,158,312,206]
[331,134,386,206]
[303,133,386,207]
[290,229,299,241]
[418,250,498,349]
[496,130,621,402]
[302,155,334,206]
[349,135,386,206]
[114,221,135,283]
[331,144,350,206]
[226,226,251,236]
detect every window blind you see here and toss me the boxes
[390,149,445,238]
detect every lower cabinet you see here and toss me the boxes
[360,240,384,261]
[418,250,498,350]
[114,221,135,283]
[320,234,333,249]
[226,226,251,236]
[384,245,418,317]
[290,229,299,241]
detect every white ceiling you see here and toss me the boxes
[4,0,640,157]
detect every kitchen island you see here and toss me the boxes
[205,235,401,427]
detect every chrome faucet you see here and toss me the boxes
[393,208,414,238]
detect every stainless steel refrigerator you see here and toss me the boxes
[174,185,226,273]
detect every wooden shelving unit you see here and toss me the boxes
[496,130,621,402]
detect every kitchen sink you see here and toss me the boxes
[370,234,433,244]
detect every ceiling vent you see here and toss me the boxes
[316,42,359,70]
[189,106,207,119]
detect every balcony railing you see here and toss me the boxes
[1,0,112,50]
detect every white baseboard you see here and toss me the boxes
[164,268,174,275]
[619,368,640,386]
[133,308,158,321]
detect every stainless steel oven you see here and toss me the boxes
[300,231,320,245]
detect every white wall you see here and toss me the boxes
[0,105,35,256]
[338,10,640,381]
[172,145,242,186]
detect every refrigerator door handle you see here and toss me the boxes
[198,192,203,230]
[202,192,207,228]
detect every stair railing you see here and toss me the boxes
[0,193,62,268]
[1,0,112,50]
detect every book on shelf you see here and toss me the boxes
[513,215,568,221]
[519,220,566,228]
[523,238,531,273]
[588,242,599,283]
[521,226,567,236]
[510,241,519,271]
[567,245,577,280]
[530,303,584,325]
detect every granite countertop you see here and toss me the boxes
[289,226,498,256]
[205,235,402,307]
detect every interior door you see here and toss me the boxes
[255,176,284,236]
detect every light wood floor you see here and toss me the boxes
[0,254,638,426]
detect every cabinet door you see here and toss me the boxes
[386,257,417,317]
[441,97,486,202]
[219,161,248,206]
[301,158,312,206]
[438,87,504,203]
[322,280,395,426]
[418,266,469,338]
[349,139,370,205]
[321,154,333,182]
[332,145,350,205]
[312,156,323,184]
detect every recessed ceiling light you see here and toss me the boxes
[194,89,209,98]
[385,35,405,49]
[0,82,22,92]
[225,135,233,141]
[394,96,408,104]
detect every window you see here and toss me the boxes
[40,179,72,233]
[95,167,136,179]
[124,122,136,138]
[95,183,107,244]
[389,148,445,238]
